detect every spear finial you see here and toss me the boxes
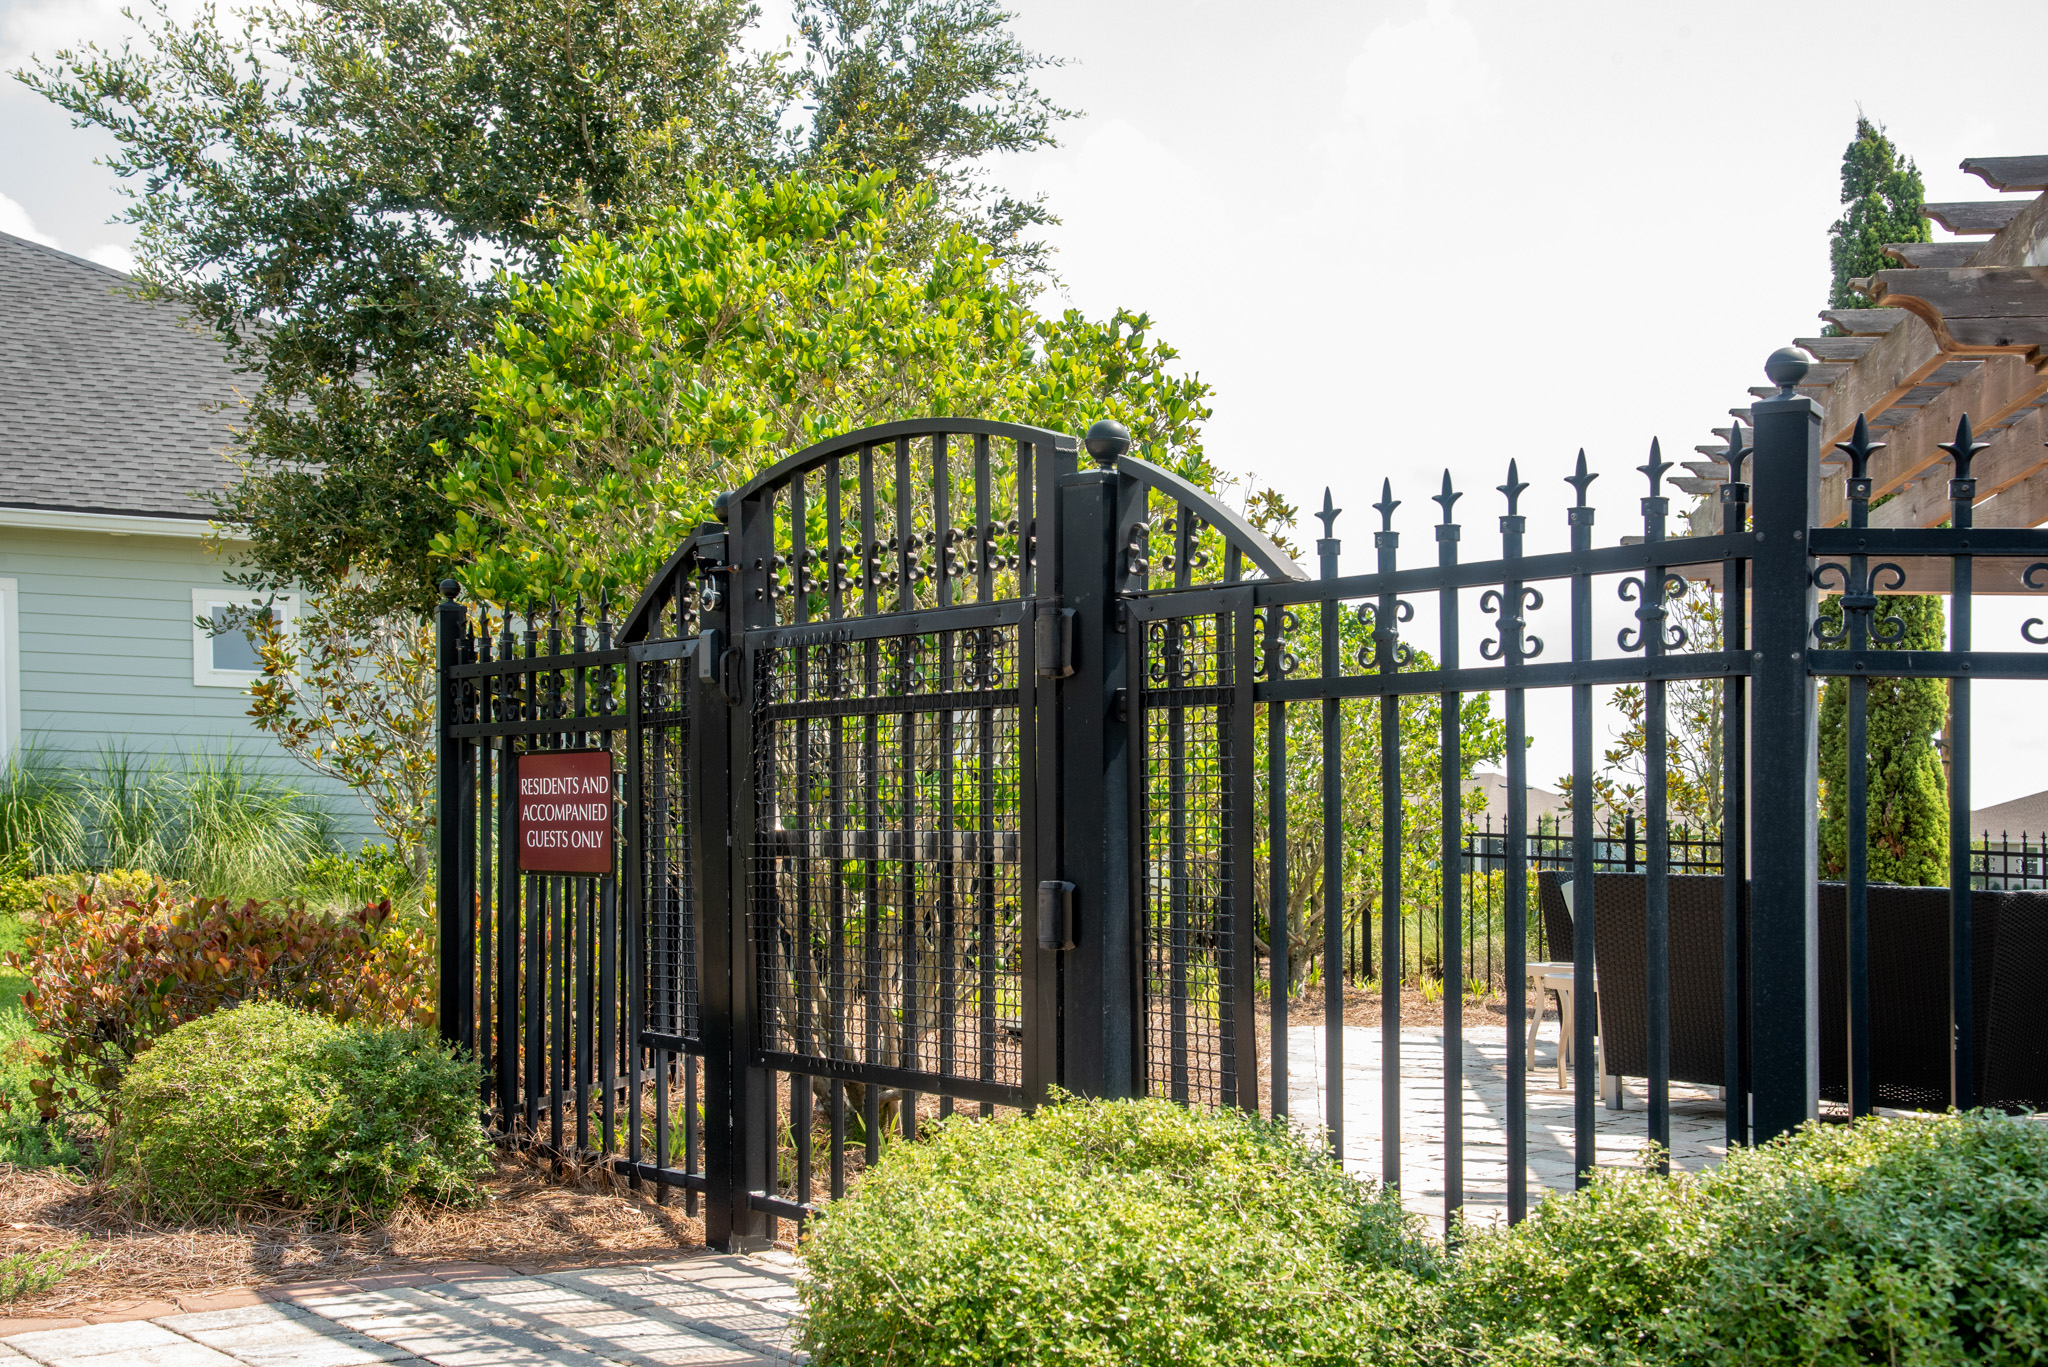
[1565,450,1598,507]
[1372,478,1400,531]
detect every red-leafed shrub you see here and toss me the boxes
[4,882,433,1127]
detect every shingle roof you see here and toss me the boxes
[1972,789,2048,838]
[0,230,245,519]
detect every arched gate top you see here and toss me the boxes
[621,416,1306,644]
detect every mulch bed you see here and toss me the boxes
[0,1147,707,1319]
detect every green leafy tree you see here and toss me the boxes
[443,173,1215,606]
[20,0,1069,616]
[798,0,1071,271]
[1577,587,1726,832]
[1817,596,1949,885]
[1828,115,1932,313]
[1251,590,1507,998]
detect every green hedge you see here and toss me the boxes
[799,1096,1440,1366]
[798,1100,2048,1367]
[105,1002,492,1221]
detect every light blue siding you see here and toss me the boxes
[0,525,375,841]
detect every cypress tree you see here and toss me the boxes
[1828,116,1932,311]
[1817,597,1949,884]
[1817,118,1949,885]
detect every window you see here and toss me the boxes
[0,578,17,762]
[191,589,294,688]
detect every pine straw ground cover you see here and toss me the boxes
[0,1149,706,1316]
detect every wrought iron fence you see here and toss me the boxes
[1972,831,2048,890]
[1328,815,2044,989]
[438,366,2048,1249]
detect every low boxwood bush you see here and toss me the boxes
[104,1001,491,1221]
[798,1094,1439,1367]
[1441,1111,2048,1365]
[800,1104,2048,1367]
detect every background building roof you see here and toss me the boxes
[0,231,244,520]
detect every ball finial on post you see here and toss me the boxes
[1764,347,1811,397]
[439,578,461,601]
[1084,418,1131,469]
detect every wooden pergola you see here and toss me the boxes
[1681,154,2048,585]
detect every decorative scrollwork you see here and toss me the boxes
[1146,618,1200,685]
[1256,608,1303,677]
[1478,585,1544,661]
[1815,561,1909,646]
[1354,599,1415,670]
[2022,563,2048,646]
[1618,574,1689,652]
[1810,562,1852,644]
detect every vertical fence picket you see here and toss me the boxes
[1566,453,1598,1186]
[1434,473,1464,1221]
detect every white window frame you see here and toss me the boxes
[192,588,296,688]
[0,578,18,762]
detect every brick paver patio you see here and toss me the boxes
[0,1254,802,1367]
[1287,1024,1730,1230]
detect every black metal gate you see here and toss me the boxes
[439,368,2048,1247]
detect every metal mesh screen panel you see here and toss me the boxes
[639,653,697,1043]
[1139,611,1238,1106]
[750,624,1025,1093]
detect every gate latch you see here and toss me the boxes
[1037,880,1076,951]
[697,629,738,702]
[1035,606,1076,679]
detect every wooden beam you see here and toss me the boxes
[1883,241,1979,268]
[1821,307,1913,335]
[1966,192,2048,270]
[1974,455,2048,528]
[1962,156,2048,193]
[1814,310,1946,448]
[1795,335,1877,361]
[1925,201,2029,235]
[1869,403,2048,528]
[1867,267,2048,322]
[1862,267,2048,358]
[1843,356,2048,525]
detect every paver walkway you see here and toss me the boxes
[0,1254,803,1367]
[1287,1023,1729,1230]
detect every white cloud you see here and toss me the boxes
[0,190,57,245]
[1336,0,1494,160]
[84,240,135,273]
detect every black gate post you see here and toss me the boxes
[1748,349,1822,1141]
[702,506,770,1250]
[436,579,474,1051]
[1049,422,1139,1098]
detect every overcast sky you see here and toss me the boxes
[6,0,2048,806]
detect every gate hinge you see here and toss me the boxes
[1037,880,1076,951]
[1035,605,1076,678]
[1113,687,1129,723]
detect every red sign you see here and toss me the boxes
[517,751,615,874]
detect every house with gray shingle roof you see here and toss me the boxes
[0,229,365,831]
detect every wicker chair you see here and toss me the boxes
[1536,872,1736,1103]
[1984,891,2048,1112]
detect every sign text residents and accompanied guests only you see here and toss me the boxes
[516,750,615,874]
